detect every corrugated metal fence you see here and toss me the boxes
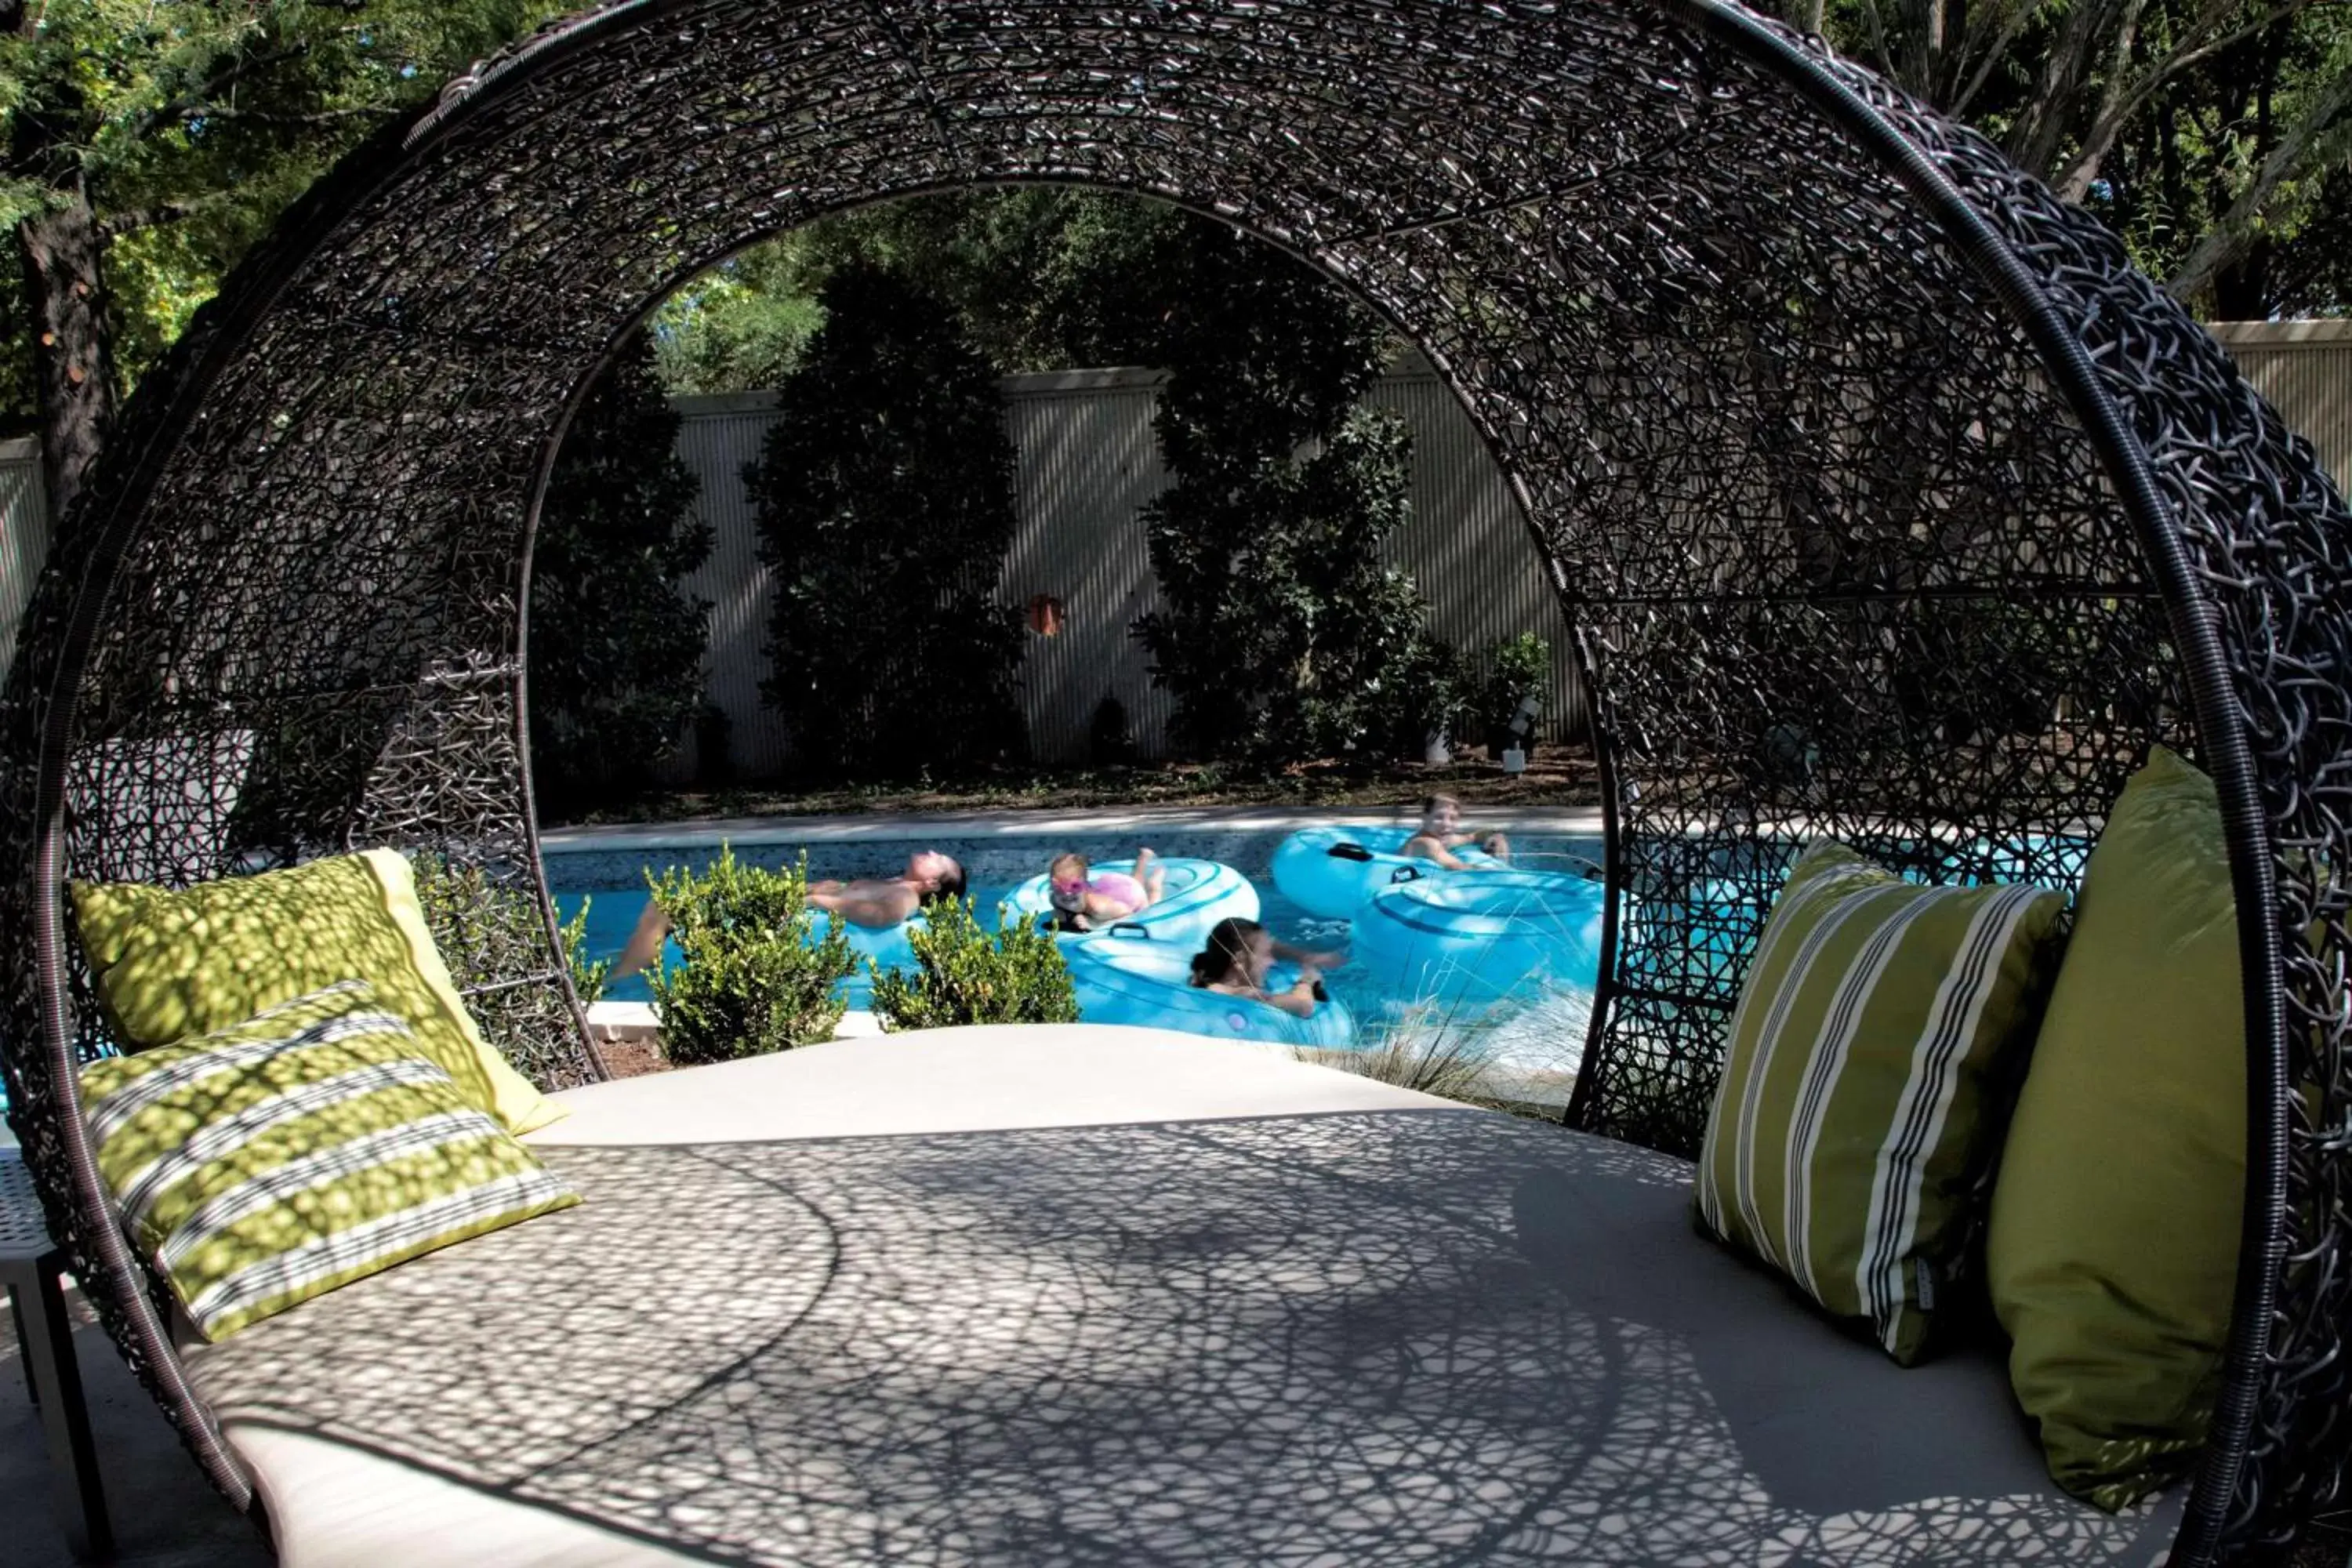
[0,437,49,681]
[674,357,1587,776]
[2209,320,2352,491]
[996,368,1178,761]
[3,324,2342,777]
[666,394,781,779]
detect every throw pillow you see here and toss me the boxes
[80,982,578,1340]
[70,848,564,1134]
[1694,839,2067,1364]
[1985,746,2245,1508]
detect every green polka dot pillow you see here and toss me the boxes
[80,982,578,1341]
[1695,840,2067,1364]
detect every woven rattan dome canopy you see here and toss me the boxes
[2,1,2347,1561]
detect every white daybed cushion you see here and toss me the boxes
[184,1025,2183,1566]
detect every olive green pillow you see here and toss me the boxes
[80,982,577,1340]
[1695,840,2067,1365]
[70,848,563,1135]
[1987,746,2245,1509]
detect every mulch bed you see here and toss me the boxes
[593,1037,670,1079]
[548,750,1602,829]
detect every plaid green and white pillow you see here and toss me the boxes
[80,981,577,1341]
[1694,840,2067,1364]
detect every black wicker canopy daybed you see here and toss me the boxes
[2,2,2345,1563]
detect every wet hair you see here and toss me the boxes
[919,855,967,906]
[1189,917,1266,988]
[1421,793,1461,821]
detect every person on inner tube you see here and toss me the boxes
[1047,847,1165,932]
[608,850,967,981]
[1401,793,1511,869]
[1188,917,1338,1018]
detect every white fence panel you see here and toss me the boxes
[0,437,49,684]
[669,359,1589,777]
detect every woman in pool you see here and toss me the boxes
[1047,847,1166,931]
[1187,916,1336,1019]
[608,849,967,982]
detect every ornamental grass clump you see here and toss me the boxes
[871,898,1080,1030]
[646,848,854,1063]
[1302,1002,1504,1103]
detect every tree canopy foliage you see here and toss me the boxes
[1795,0,2352,315]
[0,0,561,504]
[651,188,1172,392]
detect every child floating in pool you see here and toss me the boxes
[1188,916,1337,1019]
[1047,848,1165,932]
[1402,793,1511,869]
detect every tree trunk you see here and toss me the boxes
[20,198,118,521]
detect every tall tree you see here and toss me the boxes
[0,1,561,513]
[528,334,712,815]
[1131,223,1458,763]
[751,263,1026,777]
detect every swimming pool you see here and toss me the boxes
[545,818,1607,1089]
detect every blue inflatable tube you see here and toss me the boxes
[1001,857,1258,948]
[1269,826,1497,919]
[1352,867,1604,1014]
[826,913,925,1008]
[1063,935,1355,1047]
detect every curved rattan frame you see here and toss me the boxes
[0,2,2342,1561]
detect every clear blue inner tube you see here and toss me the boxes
[1352,866,1605,1014]
[834,914,921,1004]
[1062,935,1356,1047]
[1270,826,1494,918]
[1002,858,1258,948]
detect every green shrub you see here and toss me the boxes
[1473,633,1551,756]
[644,848,855,1063]
[870,898,1080,1030]
[1089,694,1138,765]
[561,897,613,1007]
[1367,633,1473,759]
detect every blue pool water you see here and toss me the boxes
[556,877,1352,1006]
[545,825,1608,1076]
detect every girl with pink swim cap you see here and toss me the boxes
[1047,847,1166,931]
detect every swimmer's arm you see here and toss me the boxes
[1404,837,1475,871]
[1269,938,1342,970]
[610,902,673,982]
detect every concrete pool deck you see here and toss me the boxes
[540,800,1606,854]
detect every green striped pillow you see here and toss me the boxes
[1694,841,2067,1364]
[79,982,577,1341]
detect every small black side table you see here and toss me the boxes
[2,1149,113,1560]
